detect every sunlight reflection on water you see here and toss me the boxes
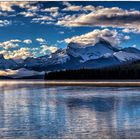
[0,81,140,138]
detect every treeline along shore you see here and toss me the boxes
[45,60,140,80]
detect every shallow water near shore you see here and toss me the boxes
[0,81,140,138]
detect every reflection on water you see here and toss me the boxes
[0,82,140,138]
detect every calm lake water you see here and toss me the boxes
[0,81,140,138]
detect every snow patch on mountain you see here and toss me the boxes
[113,51,140,62]
[46,49,70,65]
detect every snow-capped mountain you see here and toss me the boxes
[66,39,119,62]
[34,38,140,70]
[1,38,140,73]
[22,38,122,71]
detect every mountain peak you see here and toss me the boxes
[96,37,120,52]
[97,38,112,46]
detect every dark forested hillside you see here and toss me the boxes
[45,60,140,80]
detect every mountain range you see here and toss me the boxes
[1,38,140,78]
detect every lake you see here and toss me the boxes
[0,81,140,138]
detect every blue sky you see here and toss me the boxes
[0,1,140,59]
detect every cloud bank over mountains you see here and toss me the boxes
[65,29,130,47]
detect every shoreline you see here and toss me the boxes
[1,80,140,87]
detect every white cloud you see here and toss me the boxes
[23,39,32,44]
[0,50,7,56]
[32,15,54,21]
[0,2,35,12]
[36,38,46,44]
[40,45,58,54]
[0,39,32,49]
[0,2,40,25]
[4,47,32,59]
[122,28,140,34]
[0,20,11,27]
[63,5,82,12]
[64,29,127,47]
[31,15,55,24]
[131,44,137,48]
[62,2,98,12]
[50,11,60,18]
[19,11,37,17]
[41,7,59,13]
[57,6,140,32]
[83,5,95,11]
[62,2,72,7]
[40,21,54,25]
[27,5,40,12]
[0,39,21,49]
[63,4,95,12]
[0,38,58,59]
